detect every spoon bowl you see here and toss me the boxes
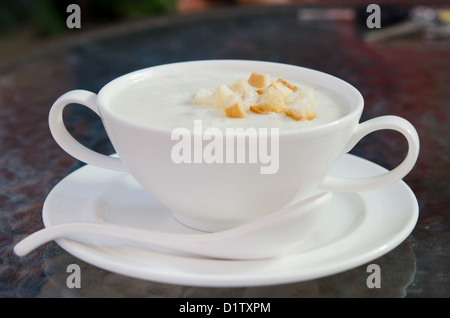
[14,191,332,260]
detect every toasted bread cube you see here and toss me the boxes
[231,78,256,111]
[212,83,247,117]
[277,78,299,92]
[194,72,314,121]
[251,82,291,114]
[241,89,258,111]
[250,102,284,114]
[212,84,236,110]
[285,89,317,121]
[225,101,247,118]
[268,80,294,104]
[248,72,270,88]
[232,78,251,96]
[285,108,317,121]
[250,105,271,114]
[194,88,214,105]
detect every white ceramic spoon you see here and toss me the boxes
[14,191,331,260]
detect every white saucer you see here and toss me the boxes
[42,154,418,287]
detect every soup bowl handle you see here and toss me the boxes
[320,115,420,192]
[49,90,127,172]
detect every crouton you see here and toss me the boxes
[251,81,292,114]
[193,72,318,121]
[248,72,270,88]
[249,105,271,114]
[193,88,214,105]
[285,89,317,120]
[277,78,299,92]
[212,84,238,110]
[225,101,247,118]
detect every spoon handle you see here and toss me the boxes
[14,192,331,259]
[14,222,197,257]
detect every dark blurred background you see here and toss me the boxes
[1,0,449,67]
